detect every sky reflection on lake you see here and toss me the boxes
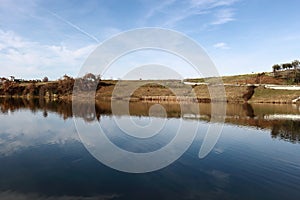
[0,98,300,200]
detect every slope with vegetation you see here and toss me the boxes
[1,59,300,104]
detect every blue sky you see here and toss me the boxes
[0,0,300,80]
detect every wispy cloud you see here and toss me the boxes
[213,42,230,49]
[144,0,177,20]
[211,8,235,25]
[190,0,238,8]
[47,10,100,43]
[1,1,101,43]
[140,0,239,28]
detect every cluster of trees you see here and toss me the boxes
[272,60,300,83]
[272,60,300,72]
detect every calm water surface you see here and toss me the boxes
[0,98,300,200]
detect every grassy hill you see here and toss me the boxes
[1,72,300,104]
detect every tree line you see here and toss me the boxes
[0,73,105,98]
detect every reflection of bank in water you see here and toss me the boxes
[264,114,300,121]
[1,97,300,143]
[270,120,300,143]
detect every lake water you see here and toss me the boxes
[0,98,300,200]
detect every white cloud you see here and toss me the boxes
[0,29,96,79]
[211,9,235,25]
[213,42,230,49]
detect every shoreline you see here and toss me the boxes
[0,78,299,104]
[0,93,299,104]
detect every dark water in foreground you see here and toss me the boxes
[0,98,300,200]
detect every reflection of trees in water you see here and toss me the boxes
[0,98,73,120]
[1,98,300,143]
[73,101,101,122]
[242,103,255,118]
[271,121,300,143]
[242,104,300,143]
